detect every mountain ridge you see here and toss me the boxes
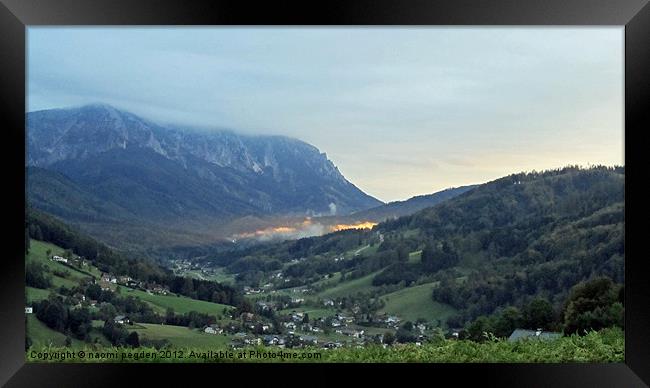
[26,104,383,250]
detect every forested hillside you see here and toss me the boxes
[26,208,243,307]
[200,166,624,328]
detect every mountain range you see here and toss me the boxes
[27,104,399,250]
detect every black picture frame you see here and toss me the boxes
[1,0,648,386]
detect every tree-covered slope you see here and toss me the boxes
[202,166,624,327]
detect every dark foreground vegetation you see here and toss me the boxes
[27,327,623,363]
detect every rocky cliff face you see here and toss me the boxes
[27,104,382,220]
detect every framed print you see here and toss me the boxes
[1,0,648,386]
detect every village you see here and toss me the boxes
[35,248,562,352]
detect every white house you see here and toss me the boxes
[204,325,223,335]
[114,315,130,324]
[25,307,33,314]
[52,255,68,263]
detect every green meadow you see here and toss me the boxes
[379,282,457,324]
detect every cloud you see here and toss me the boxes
[27,27,624,201]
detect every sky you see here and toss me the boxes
[27,27,624,203]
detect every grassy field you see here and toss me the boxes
[317,271,382,299]
[27,327,624,363]
[27,240,95,289]
[378,282,457,325]
[122,287,233,316]
[26,314,85,348]
[129,323,233,347]
[26,286,53,303]
[181,268,236,285]
[408,250,422,264]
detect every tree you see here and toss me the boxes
[85,283,102,300]
[395,328,417,343]
[302,313,310,324]
[421,243,435,272]
[383,331,395,345]
[465,316,493,342]
[563,277,623,334]
[26,261,52,289]
[126,332,140,347]
[397,245,409,263]
[36,298,67,332]
[99,303,117,321]
[68,307,92,340]
[33,225,44,241]
[492,306,522,338]
[181,277,195,297]
[521,298,555,330]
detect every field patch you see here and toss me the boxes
[378,282,456,325]
[130,323,233,347]
[123,288,234,316]
[317,271,382,299]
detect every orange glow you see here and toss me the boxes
[233,218,377,240]
[235,225,298,238]
[329,221,378,232]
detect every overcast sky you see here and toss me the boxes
[27,27,624,202]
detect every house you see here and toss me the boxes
[244,337,262,346]
[386,316,400,327]
[301,323,312,332]
[25,307,33,314]
[204,325,222,335]
[508,329,562,342]
[290,312,304,322]
[256,301,278,311]
[342,328,364,338]
[323,299,335,307]
[99,281,113,291]
[114,315,130,324]
[243,287,262,295]
[88,300,98,307]
[264,335,280,345]
[336,314,354,324]
[52,255,68,263]
[126,280,140,288]
[300,335,318,345]
[72,293,86,302]
[118,275,132,284]
[151,285,168,295]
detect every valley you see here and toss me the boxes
[24,106,625,362]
